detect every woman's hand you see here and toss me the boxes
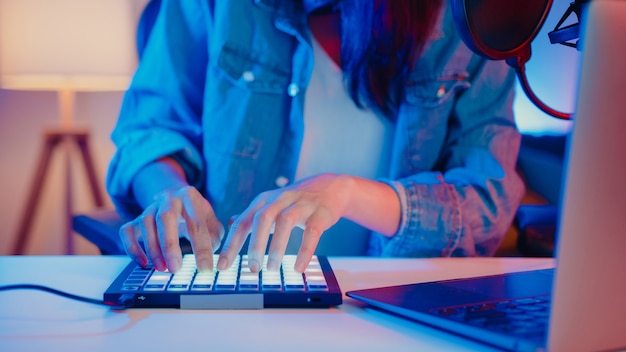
[119,185,224,273]
[217,173,355,273]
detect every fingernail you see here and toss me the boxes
[213,239,222,252]
[294,259,306,274]
[168,256,181,273]
[197,258,212,272]
[217,256,228,271]
[266,258,279,272]
[249,259,260,272]
[154,257,166,272]
[134,256,148,268]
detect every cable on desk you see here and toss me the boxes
[0,284,128,310]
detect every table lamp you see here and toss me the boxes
[0,0,138,254]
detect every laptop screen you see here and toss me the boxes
[548,1,626,350]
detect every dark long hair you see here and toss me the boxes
[340,0,443,119]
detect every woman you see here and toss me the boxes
[107,0,525,274]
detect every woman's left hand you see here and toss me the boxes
[217,173,355,273]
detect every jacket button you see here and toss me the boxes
[287,83,300,97]
[275,176,289,187]
[436,85,445,98]
[242,71,255,82]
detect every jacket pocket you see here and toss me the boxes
[216,43,291,94]
[205,43,292,159]
[404,72,471,108]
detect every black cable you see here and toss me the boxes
[0,284,128,310]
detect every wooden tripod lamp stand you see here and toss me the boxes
[0,0,138,254]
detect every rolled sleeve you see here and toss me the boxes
[105,0,209,219]
[106,127,204,219]
[374,174,463,257]
[371,59,525,258]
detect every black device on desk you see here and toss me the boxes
[348,269,554,351]
[104,254,342,309]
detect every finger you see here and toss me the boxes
[248,191,301,271]
[119,220,148,267]
[156,200,183,273]
[217,211,253,271]
[294,210,333,273]
[209,218,226,253]
[218,189,296,271]
[266,205,299,271]
[218,192,275,270]
[139,205,167,272]
[247,203,285,272]
[198,196,226,253]
[181,215,213,272]
[181,198,222,272]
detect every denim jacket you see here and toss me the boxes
[107,0,525,257]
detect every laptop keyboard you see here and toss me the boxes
[430,295,551,339]
[119,254,330,293]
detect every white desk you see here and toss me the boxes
[0,256,554,352]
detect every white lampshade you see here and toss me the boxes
[0,0,138,92]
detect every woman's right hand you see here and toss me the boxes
[119,185,224,273]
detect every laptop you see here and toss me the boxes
[104,254,342,309]
[347,2,626,351]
